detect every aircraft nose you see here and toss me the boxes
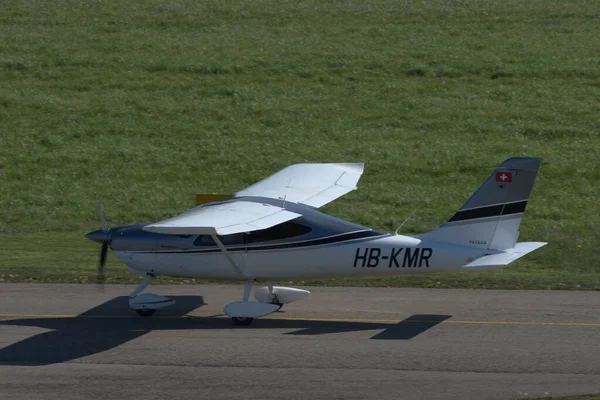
[85,229,106,244]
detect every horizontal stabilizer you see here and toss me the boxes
[462,242,547,269]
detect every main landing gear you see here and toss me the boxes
[136,309,156,317]
[223,280,281,326]
[229,283,282,325]
[128,273,175,317]
[231,316,254,326]
[224,282,312,326]
[232,281,254,326]
[230,284,283,325]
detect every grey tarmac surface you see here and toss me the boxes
[0,284,599,400]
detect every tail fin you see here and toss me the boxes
[419,157,542,250]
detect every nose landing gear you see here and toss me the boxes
[129,274,175,316]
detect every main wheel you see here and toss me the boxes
[136,308,156,317]
[231,317,254,326]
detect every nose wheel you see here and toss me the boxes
[128,274,175,317]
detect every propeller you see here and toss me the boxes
[96,203,110,290]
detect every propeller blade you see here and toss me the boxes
[95,204,109,290]
[96,241,108,290]
[99,241,108,269]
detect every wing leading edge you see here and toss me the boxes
[143,201,301,236]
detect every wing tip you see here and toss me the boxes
[336,162,364,175]
[285,162,364,171]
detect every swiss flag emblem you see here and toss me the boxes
[495,171,512,183]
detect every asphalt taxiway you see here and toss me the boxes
[0,284,599,399]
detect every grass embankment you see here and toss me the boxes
[1,0,598,287]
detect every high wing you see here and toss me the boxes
[143,163,363,236]
[144,201,301,236]
[235,163,364,208]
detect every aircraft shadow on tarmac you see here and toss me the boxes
[0,296,451,366]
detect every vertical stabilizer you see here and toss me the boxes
[419,158,541,250]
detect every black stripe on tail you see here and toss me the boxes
[448,200,528,222]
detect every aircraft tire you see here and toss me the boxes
[231,317,254,326]
[136,309,156,317]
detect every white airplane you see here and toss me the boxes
[86,157,546,325]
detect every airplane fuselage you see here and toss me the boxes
[115,234,491,280]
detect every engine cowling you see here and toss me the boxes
[254,286,310,305]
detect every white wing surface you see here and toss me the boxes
[143,201,301,236]
[235,163,364,208]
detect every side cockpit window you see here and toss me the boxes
[193,233,246,247]
[193,222,312,247]
[193,235,216,247]
[247,222,312,244]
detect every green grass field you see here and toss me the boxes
[1,0,599,287]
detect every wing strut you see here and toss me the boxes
[210,232,250,279]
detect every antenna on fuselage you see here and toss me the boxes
[282,173,292,209]
[394,207,419,235]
